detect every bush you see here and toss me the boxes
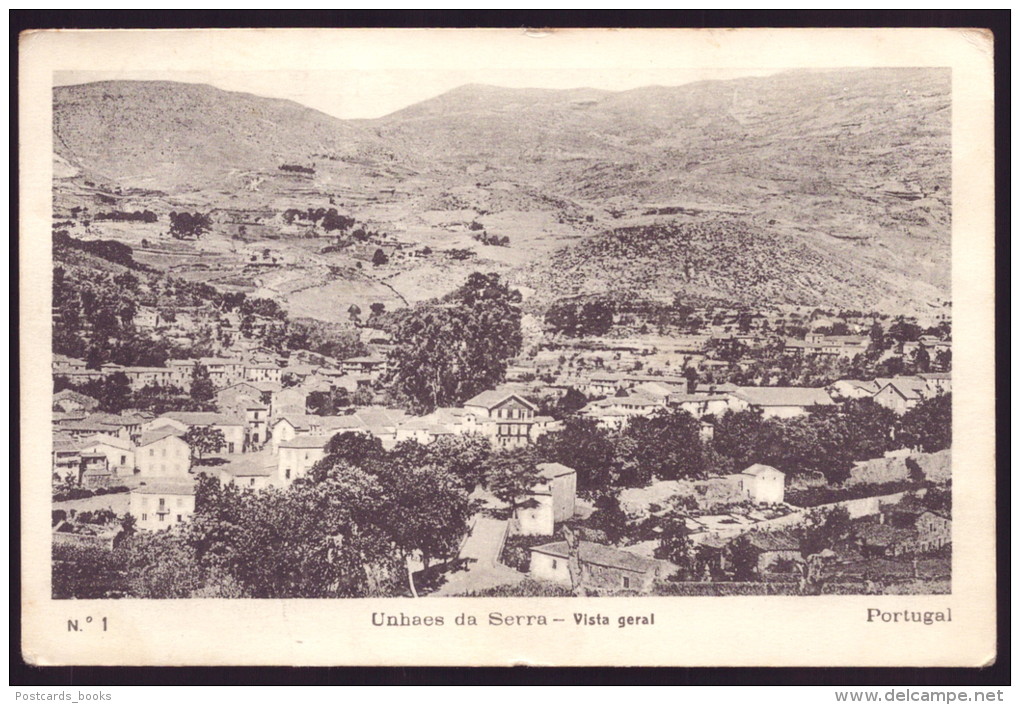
[455,579,574,597]
[785,480,920,508]
[53,485,129,503]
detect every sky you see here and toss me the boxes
[53,67,785,120]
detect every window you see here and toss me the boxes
[622,576,631,589]
[141,513,148,521]
[250,478,256,486]
[228,443,234,453]
[149,449,154,457]
[285,468,291,480]
[159,498,166,509]
[162,448,167,457]
[177,497,183,507]
[551,559,558,570]
[176,515,182,522]
[120,455,127,465]
[158,514,165,522]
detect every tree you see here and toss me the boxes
[797,506,852,559]
[347,304,362,324]
[372,248,389,266]
[52,543,130,599]
[183,426,227,463]
[536,417,617,496]
[169,211,212,240]
[189,363,215,403]
[484,447,541,515]
[898,394,952,453]
[387,273,523,413]
[375,462,473,597]
[655,507,694,577]
[426,434,492,491]
[913,346,932,373]
[620,409,707,482]
[587,491,629,545]
[309,431,385,481]
[553,387,589,418]
[726,534,760,581]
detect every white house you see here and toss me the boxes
[217,456,277,491]
[136,429,191,479]
[77,434,135,476]
[872,377,928,414]
[130,479,196,531]
[828,379,880,400]
[731,464,785,504]
[516,463,578,536]
[153,412,246,455]
[277,435,330,486]
[462,391,541,448]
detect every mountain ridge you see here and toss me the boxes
[51,69,952,316]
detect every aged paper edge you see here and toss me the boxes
[19,27,996,668]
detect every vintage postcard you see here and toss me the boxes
[19,27,996,667]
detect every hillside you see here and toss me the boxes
[513,218,946,313]
[51,69,952,316]
[54,81,395,191]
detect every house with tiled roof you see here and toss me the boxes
[734,387,834,419]
[463,391,541,448]
[725,531,803,575]
[130,479,196,531]
[340,355,387,377]
[277,435,331,485]
[529,540,675,593]
[828,379,881,400]
[872,376,928,414]
[53,389,100,413]
[78,433,135,476]
[516,463,577,536]
[666,392,746,418]
[136,430,191,479]
[216,456,277,491]
[727,464,786,504]
[150,412,246,455]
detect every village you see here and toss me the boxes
[51,296,952,598]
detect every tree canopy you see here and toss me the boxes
[387,272,523,413]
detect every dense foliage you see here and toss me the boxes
[387,273,523,413]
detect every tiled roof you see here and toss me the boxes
[162,412,243,426]
[133,479,196,496]
[53,389,99,405]
[735,387,833,408]
[746,532,800,552]
[741,463,783,478]
[138,428,188,447]
[218,457,276,478]
[530,541,663,574]
[463,390,538,411]
[856,523,916,547]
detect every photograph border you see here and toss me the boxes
[11,8,1009,686]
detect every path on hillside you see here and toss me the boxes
[430,515,523,596]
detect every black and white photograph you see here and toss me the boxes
[19,26,997,669]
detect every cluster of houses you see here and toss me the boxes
[573,372,951,430]
[52,350,388,394]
